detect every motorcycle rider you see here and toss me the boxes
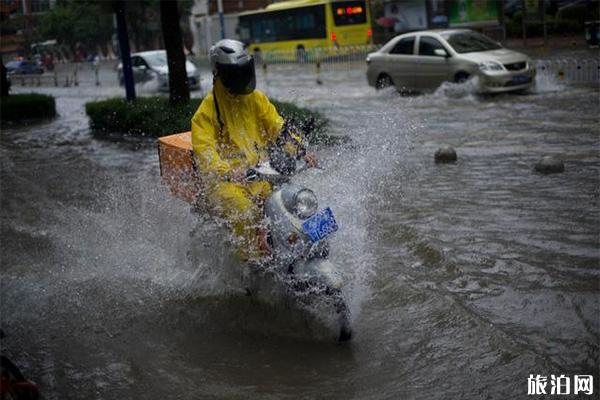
[191,39,316,261]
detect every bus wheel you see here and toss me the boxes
[376,74,393,89]
[296,46,307,63]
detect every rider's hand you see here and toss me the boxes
[304,152,318,168]
[228,167,247,182]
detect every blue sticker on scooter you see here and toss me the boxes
[302,207,338,242]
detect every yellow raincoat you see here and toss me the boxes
[191,80,285,260]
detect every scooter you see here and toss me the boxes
[241,151,352,342]
[157,130,352,341]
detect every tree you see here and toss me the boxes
[159,0,189,105]
[38,1,113,56]
[124,0,161,52]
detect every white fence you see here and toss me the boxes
[7,62,101,87]
[534,58,600,83]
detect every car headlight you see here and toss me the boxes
[478,61,504,72]
[293,189,318,219]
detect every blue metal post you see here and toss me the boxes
[217,0,225,39]
[114,0,136,101]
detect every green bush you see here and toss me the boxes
[1,93,56,121]
[85,96,335,145]
[85,97,198,137]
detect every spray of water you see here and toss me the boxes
[532,71,567,93]
[274,83,421,329]
[432,76,480,100]
[107,65,419,340]
[133,71,164,94]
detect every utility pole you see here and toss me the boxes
[217,0,225,39]
[113,0,136,101]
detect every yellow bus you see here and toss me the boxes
[237,0,372,58]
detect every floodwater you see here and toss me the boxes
[1,64,599,399]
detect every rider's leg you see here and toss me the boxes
[247,180,272,205]
[247,180,273,255]
[209,181,271,260]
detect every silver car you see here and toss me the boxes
[366,29,536,94]
[117,50,201,91]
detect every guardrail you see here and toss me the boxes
[252,52,599,83]
[247,49,600,83]
[258,45,380,65]
[534,58,599,83]
[7,63,101,87]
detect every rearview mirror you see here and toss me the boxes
[434,49,448,58]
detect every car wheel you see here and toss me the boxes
[454,72,470,83]
[376,74,393,89]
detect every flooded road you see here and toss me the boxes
[1,64,599,399]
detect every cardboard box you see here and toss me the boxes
[157,132,201,204]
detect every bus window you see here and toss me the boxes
[239,5,326,43]
[332,1,367,26]
[238,20,252,42]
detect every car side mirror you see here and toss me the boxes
[434,49,449,58]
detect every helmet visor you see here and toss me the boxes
[217,58,256,95]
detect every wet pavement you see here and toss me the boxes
[1,61,599,399]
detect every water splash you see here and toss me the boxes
[431,76,480,100]
[532,71,567,93]
[134,72,163,94]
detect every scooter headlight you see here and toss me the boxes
[293,189,318,219]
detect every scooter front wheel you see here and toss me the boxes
[332,291,352,342]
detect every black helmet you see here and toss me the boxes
[209,39,256,95]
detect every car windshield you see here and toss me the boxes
[143,52,167,67]
[442,31,502,54]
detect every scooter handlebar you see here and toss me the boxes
[244,159,309,183]
[245,168,259,181]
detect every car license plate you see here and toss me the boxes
[302,207,338,243]
[512,74,530,84]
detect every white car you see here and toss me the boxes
[117,50,201,91]
[366,29,536,93]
